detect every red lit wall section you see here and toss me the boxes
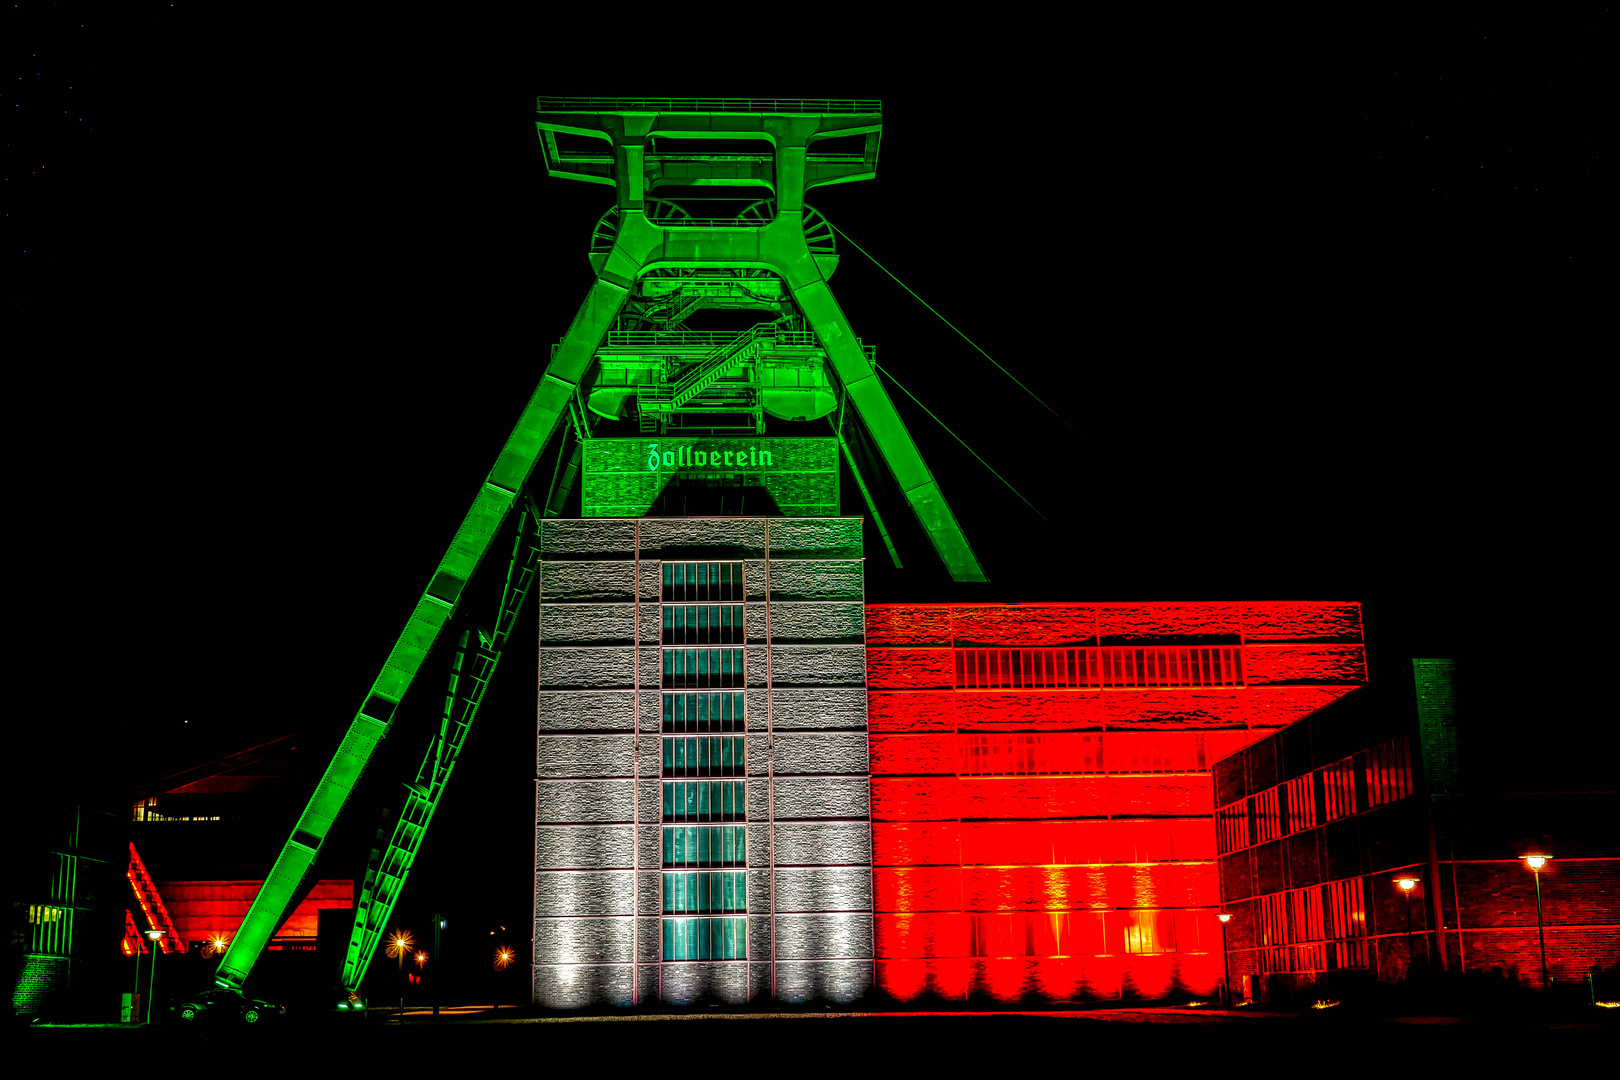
[865,601,1365,1002]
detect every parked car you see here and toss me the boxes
[173,988,285,1023]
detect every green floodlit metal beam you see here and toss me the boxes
[535,97,985,582]
[213,284,626,993]
[341,498,546,996]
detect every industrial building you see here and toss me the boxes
[1214,659,1620,1002]
[530,515,1368,1006]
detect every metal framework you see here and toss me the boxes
[213,97,980,999]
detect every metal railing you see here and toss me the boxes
[538,97,880,114]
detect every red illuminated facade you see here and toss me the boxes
[865,601,1366,1002]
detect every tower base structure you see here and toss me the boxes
[532,516,1367,1006]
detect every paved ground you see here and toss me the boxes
[28,1002,1618,1067]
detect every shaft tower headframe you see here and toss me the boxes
[535,96,984,581]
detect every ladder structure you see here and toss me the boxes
[214,97,982,999]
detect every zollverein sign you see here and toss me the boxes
[581,437,839,517]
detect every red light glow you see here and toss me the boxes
[865,602,1364,1002]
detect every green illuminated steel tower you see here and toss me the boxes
[213,97,980,999]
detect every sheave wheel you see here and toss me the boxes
[243,1007,260,1023]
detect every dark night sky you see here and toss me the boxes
[13,9,1610,949]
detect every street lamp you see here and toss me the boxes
[1395,875,1419,973]
[1524,855,1551,990]
[144,930,165,1023]
[1217,912,1233,1005]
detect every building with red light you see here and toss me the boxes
[531,517,1367,1006]
[1214,659,1620,1003]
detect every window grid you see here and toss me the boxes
[661,561,744,603]
[953,645,1244,690]
[662,736,746,778]
[661,825,747,868]
[661,780,746,822]
[1284,773,1317,835]
[662,603,745,645]
[1218,740,1409,854]
[662,691,745,733]
[1251,879,1368,974]
[662,917,747,961]
[662,647,746,689]
[1322,758,1357,821]
[1365,736,1413,808]
[662,871,747,914]
[1253,787,1281,845]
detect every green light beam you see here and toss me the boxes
[873,363,1049,524]
[826,221,1072,429]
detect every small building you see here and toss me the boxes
[1213,658,1620,1002]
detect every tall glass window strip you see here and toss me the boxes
[954,645,1244,690]
[662,561,744,603]
[660,563,748,962]
[663,691,745,733]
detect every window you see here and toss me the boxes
[954,645,1243,690]
[663,603,744,645]
[662,781,746,822]
[662,917,747,960]
[662,647,745,689]
[662,825,746,868]
[1253,787,1281,844]
[1283,773,1317,836]
[662,871,747,914]
[1322,758,1357,821]
[1252,880,1366,974]
[662,561,744,603]
[662,736,746,778]
[1216,801,1248,856]
[663,691,744,733]
[1364,736,1413,808]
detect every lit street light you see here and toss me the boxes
[1395,875,1419,972]
[1525,855,1551,990]
[1217,912,1233,1005]
[144,930,165,1023]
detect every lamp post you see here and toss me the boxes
[1525,855,1550,990]
[144,930,165,1023]
[1218,912,1233,1005]
[1395,876,1418,974]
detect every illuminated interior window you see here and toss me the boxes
[662,603,745,645]
[1364,736,1413,808]
[953,645,1243,690]
[661,561,744,603]
[1248,880,1367,974]
[661,736,746,778]
[662,917,747,960]
[662,647,746,688]
[662,825,746,868]
[663,691,744,732]
[662,871,747,914]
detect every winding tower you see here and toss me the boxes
[532,96,980,579]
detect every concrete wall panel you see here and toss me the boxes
[534,916,632,964]
[535,824,634,870]
[534,869,634,916]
